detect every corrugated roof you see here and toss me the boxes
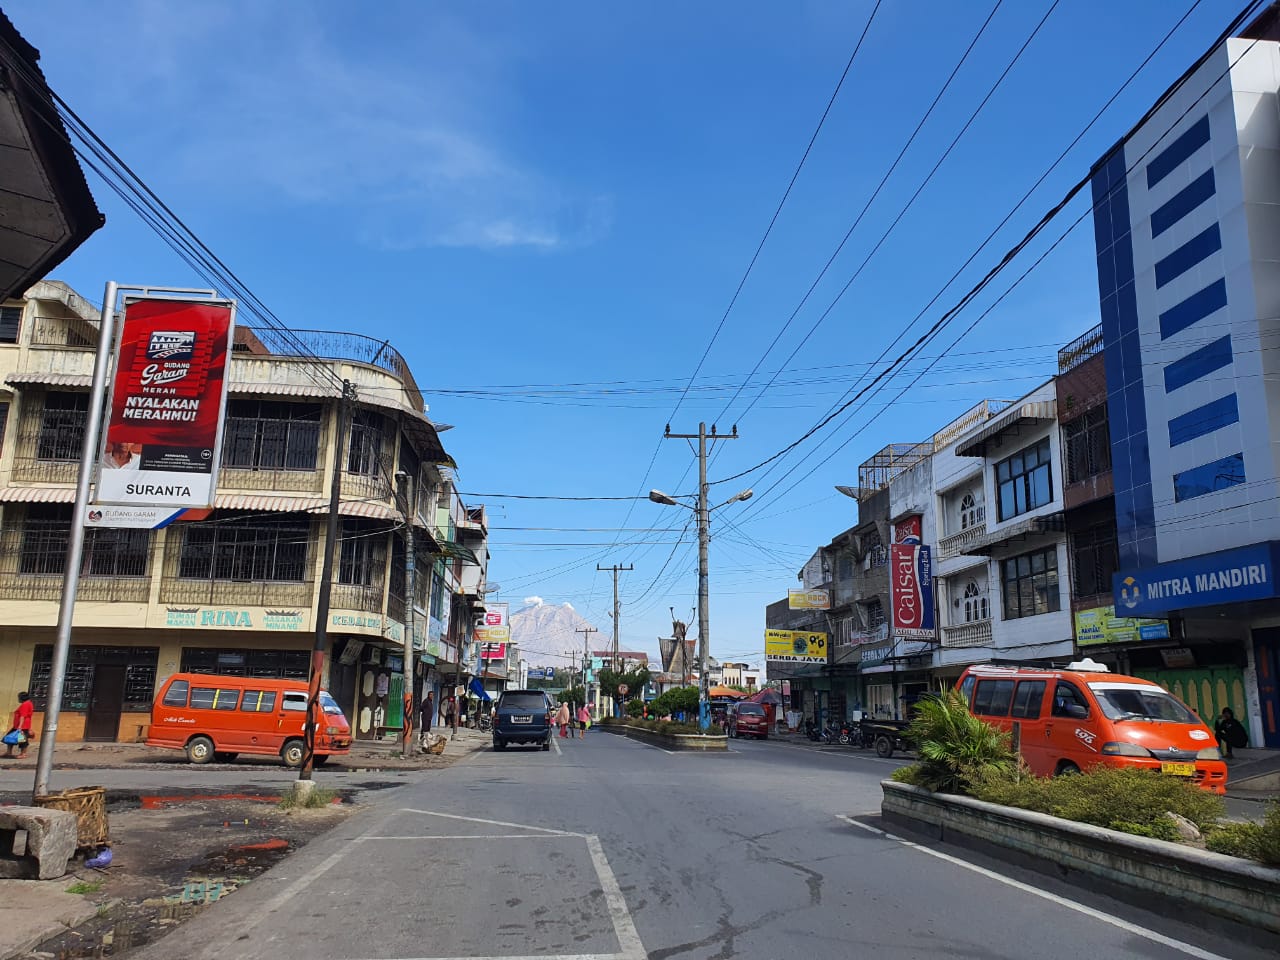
[0,486,75,502]
[228,381,340,399]
[955,400,1056,457]
[5,372,93,388]
[0,487,398,521]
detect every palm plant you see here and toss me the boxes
[906,690,1018,793]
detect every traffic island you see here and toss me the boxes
[879,780,1280,936]
[597,721,727,751]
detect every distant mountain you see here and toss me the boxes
[509,599,604,671]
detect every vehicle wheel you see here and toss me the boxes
[186,735,215,764]
[281,738,306,769]
[838,733,851,745]
[542,739,551,751]
[1055,761,1081,777]
[493,739,506,751]
[314,755,330,767]
[213,751,238,763]
[760,734,768,740]
[874,734,894,758]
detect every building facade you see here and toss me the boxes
[0,281,487,743]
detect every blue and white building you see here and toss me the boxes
[1092,9,1280,747]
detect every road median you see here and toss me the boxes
[596,721,727,751]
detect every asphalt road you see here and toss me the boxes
[94,732,1280,960]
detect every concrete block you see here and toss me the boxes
[0,805,78,880]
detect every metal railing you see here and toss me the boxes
[933,399,1012,452]
[940,619,993,648]
[332,582,385,616]
[938,522,988,560]
[28,317,97,349]
[1058,324,1104,374]
[0,574,150,603]
[219,466,325,494]
[158,578,314,607]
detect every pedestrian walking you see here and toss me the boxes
[3,691,33,760]
[577,703,590,739]
[555,701,571,738]
[421,691,434,733]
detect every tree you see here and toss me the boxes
[597,666,652,716]
[556,686,586,707]
[650,685,699,718]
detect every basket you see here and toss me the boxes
[33,786,109,849]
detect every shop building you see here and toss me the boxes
[1091,8,1280,746]
[0,282,483,742]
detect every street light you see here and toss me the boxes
[649,485,753,731]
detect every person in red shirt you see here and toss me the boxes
[5,692,33,759]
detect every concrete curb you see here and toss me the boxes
[597,723,727,751]
[881,780,1280,935]
[0,879,100,960]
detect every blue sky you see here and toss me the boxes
[11,0,1247,670]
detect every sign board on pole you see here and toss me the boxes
[764,629,827,663]
[788,589,831,610]
[890,540,935,640]
[94,297,235,515]
[474,602,509,655]
[480,642,507,660]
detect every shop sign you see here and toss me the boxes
[895,515,923,543]
[765,629,828,662]
[860,644,889,666]
[161,606,306,631]
[329,613,404,641]
[96,296,235,513]
[1074,605,1169,647]
[481,642,507,660]
[474,603,510,649]
[1114,542,1280,616]
[528,668,545,680]
[788,589,831,610]
[890,540,935,640]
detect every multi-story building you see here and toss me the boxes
[0,281,484,743]
[1089,6,1280,746]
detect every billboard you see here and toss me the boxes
[480,642,507,660]
[474,602,510,652]
[890,542,935,640]
[96,297,235,510]
[788,589,830,610]
[764,629,827,663]
[1074,605,1171,647]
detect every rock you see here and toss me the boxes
[0,805,78,880]
[1166,812,1202,841]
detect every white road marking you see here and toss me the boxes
[585,834,647,960]
[838,815,1234,960]
[400,807,579,836]
[357,834,565,841]
[553,735,562,755]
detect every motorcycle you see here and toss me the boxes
[803,719,822,742]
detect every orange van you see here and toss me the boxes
[956,661,1228,794]
[147,672,352,768]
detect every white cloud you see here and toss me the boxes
[524,596,544,607]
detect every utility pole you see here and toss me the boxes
[299,379,356,793]
[597,563,633,673]
[661,423,739,731]
[575,626,598,711]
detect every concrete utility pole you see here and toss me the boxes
[574,626,598,711]
[597,563,633,673]
[654,423,747,732]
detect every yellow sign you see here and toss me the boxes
[788,589,831,610]
[765,629,828,662]
[1074,605,1169,647]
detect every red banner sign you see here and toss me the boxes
[890,542,935,639]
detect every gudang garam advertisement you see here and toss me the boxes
[96,297,235,509]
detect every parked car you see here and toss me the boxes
[728,702,769,740]
[956,662,1228,794]
[492,689,554,751]
[147,672,352,768]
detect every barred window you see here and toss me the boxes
[1071,521,1118,598]
[348,410,385,476]
[1064,407,1111,484]
[37,392,88,461]
[19,505,150,576]
[864,598,885,629]
[339,519,385,586]
[178,514,311,582]
[222,399,321,471]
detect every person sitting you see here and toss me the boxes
[1214,707,1248,760]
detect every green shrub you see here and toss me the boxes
[970,765,1224,838]
[625,699,645,718]
[906,690,1018,793]
[1206,821,1264,860]
[279,785,338,810]
[890,764,928,786]
[1259,803,1280,866]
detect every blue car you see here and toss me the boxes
[492,690,554,751]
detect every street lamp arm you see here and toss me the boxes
[648,489,689,508]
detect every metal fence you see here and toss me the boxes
[1058,324,1104,374]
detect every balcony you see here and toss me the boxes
[941,619,993,648]
[0,574,149,603]
[1058,324,1104,374]
[938,522,988,560]
[158,577,313,607]
[332,582,385,616]
[220,466,325,494]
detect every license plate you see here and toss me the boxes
[1161,762,1195,777]
[513,716,532,724]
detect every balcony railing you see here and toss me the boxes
[28,317,97,348]
[220,466,325,494]
[1058,324,1104,374]
[9,456,78,484]
[158,578,314,607]
[938,522,988,560]
[0,574,149,603]
[941,619,993,648]
[332,583,385,616]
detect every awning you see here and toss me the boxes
[402,415,455,468]
[468,678,492,701]
[0,486,75,503]
[5,372,93,388]
[0,487,399,520]
[956,400,1056,457]
[961,511,1065,556]
[438,539,479,565]
[227,381,340,399]
[747,688,783,705]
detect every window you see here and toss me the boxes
[838,556,853,579]
[0,400,8,453]
[1064,407,1111,484]
[36,392,89,461]
[19,504,68,575]
[20,506,151,577]
[282,692,308,712]
[1011,680,1046,719]
[348,410,386,476]
[178,514,310,582]
[189,686,240,710]
[240,690,278,712]
[1052,681,1090,718]
[864,599,885,630]
[995,438,1053,521]
[430,570,446,621]
[1071,521,1117,599]
[339,519,385,586]
[959,492,984,530]
[28,645,158,711]
[1001,547,1060,620]
[180,648,309,680]
[162,679,190,707]
[222,399,321,471]
[962,580,989,623]
[972,679,1015,716]
[84,526,151,577]
[0,305,21,343]
[959,675,976,705]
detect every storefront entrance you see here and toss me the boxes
[85,664,125,741]
[1251,628,1280,748]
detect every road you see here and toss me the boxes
[81,731,1280,960]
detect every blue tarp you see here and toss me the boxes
[468,678,493,701]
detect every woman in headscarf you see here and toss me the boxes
[555,701,571,738]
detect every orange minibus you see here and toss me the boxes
[147,672,352,767]
[957,661,1228,794]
